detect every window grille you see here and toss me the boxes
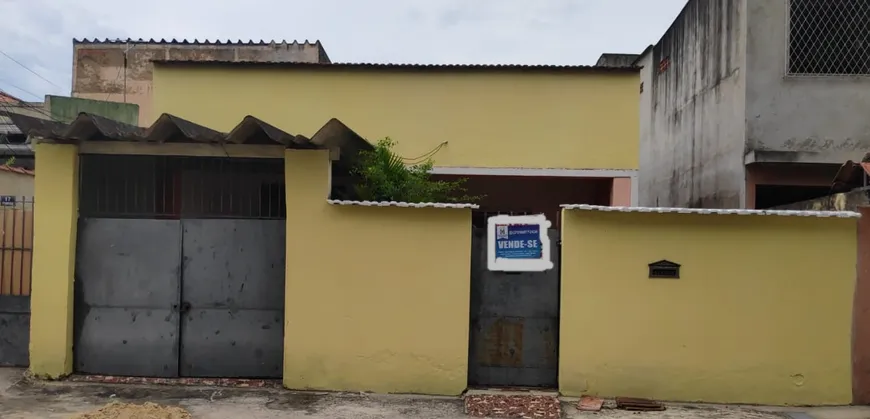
[78,155,286,219]
[787,0,870,76]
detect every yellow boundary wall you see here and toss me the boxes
[559,208,857,405]
[283,149,472,395]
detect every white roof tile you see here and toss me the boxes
[560,204,860,219]
[327,199,479,209]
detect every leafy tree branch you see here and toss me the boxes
[352,137,483,203]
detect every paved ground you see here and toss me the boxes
[3,368,870,419]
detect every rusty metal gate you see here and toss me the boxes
[467,227,560,388]
[73,155,286,378]
[0,196,34,368]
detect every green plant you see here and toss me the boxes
[3,156,14,166]
[352,137,482,203]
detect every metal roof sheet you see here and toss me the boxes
[560,204,860,219]
[152,60,640,73]
[74,38,323,46]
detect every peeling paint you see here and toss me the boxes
[72,41,329,125]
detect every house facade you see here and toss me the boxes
[151,60,642,222]
[638,0,870,209]
[23,113,860,403]
[71,39,330,125]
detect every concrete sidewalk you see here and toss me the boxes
[3,368,870,419]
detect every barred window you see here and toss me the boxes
[787,0,870,76]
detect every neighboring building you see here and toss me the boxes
[45,95,139,125]
[72,38,331,125]
[0,92,142,170]
[151,61,642,223]
[0,91,45,143]
[637,0,870,209]
[595,53,640,68]
[0,92,44,170]
[0,164,34,198]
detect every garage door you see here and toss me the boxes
[73,155,286,378]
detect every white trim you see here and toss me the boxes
[560,204,860,219]
[327,200,479,209]
[430,166,637,178]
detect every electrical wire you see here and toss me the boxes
[0,79,43,102]
[401,141,447,163]
[0,50,65,91]
[104,65,124,101]
[0,89,61,122]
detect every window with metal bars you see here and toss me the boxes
[78,155,286,219]
[787,0,870,76]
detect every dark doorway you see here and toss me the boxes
[467,228,560,388]
[755,185,831,209]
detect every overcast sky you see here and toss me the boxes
[0,0,687,101]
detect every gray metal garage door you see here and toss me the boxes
[73,155,286,378]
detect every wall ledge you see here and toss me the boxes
[561,204,861,219]
[327,199,479,209]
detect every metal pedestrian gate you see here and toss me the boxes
[467,228,560,388]
[73,155,286,378]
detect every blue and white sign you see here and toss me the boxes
[487,214,554,272]
[0,196,16,207]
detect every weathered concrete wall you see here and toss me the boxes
[639,0,748,208]
[745,1,870,165]
[72,39,329,125]
[637,52,654,205]
[45,95,138,125]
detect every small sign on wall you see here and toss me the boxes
[487,214,554,272]
[0,196,16,207]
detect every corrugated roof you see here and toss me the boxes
[74,38,323,46]
[2,111,65,137]
[327,200,479,209]
[0,165,34,176]
[152,60,640,73]
[560,204,860,219]
[27,112,349,148]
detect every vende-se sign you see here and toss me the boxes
[487,214,554,272]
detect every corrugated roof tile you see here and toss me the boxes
[151,60,640,73]
[0,165,34,176]
[560,204,860,219]
[27,112,329,149]
[327,200,479,209]
[73,38,323,47]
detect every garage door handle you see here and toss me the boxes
[180,301,191,313]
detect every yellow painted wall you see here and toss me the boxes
[560,209,857,405]
[29,143,79,378]
[283,149,473,395]
[153,66,640,170]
